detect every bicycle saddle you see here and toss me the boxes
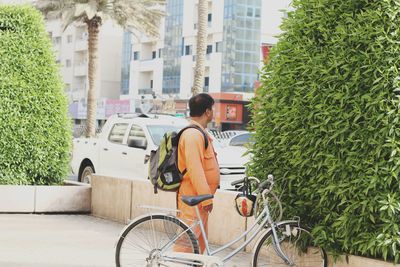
[181,194,214,206]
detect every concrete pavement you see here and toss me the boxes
[0,214,252,266]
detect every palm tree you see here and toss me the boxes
[36,0,165,137]
[192,0,208,96]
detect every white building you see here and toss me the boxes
[46,19,123,107]
[121,0,291,102]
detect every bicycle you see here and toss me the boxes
[115,174,328,266]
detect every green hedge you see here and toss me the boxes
[0,5,71,185]
[250,0,400,262]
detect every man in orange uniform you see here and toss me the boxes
[175,93,220,254]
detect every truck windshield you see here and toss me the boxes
[147,125,185,146]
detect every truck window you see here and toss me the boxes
[108,123,129,144]
[147,125,184,146]
[128,124,146,145]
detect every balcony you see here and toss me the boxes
[74,62,87,76]
[75,39,87,51]
[139,58,161,72]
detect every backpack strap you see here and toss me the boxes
[176,125,210,176]
[176,125,209,149]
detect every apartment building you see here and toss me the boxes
[122,0,290,98]
[45,19,124,124]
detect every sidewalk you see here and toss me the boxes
[0,214,252,266]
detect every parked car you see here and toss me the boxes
[226,132,254,147]
[71,113,247,190]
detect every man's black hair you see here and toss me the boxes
[189,93,215,117]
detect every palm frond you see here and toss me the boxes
[36,0,166,36]
[111,0,166,37]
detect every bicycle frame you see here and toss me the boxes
[158,195,296,265]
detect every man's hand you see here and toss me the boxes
[202,203,213,213]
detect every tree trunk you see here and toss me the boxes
[192,0,208,96]
[85,17,101,138]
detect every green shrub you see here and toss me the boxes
[250,0,400,262]
[0,5,71,185]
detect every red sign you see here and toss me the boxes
[261,44,272,60]
[226,105,237,120]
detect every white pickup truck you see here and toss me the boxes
[71,113,248,189]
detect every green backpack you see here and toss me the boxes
[148,125,209,193]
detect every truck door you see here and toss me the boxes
[123,124,149,179]
[98,123,129,178]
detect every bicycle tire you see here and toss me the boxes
[115,214,200,267]
[252,221,327,267]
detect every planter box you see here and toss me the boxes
[329,255,399,267]
[0,186,35,212]
[0,181,91,213]
[35,182,91,213]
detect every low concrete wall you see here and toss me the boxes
[90,175,399,266]
[91,175,132,224]
[91,175,246,248]
[35,185,91,213]
[0,186,35,212]
[0,182,91,213]
[208,191,246,249]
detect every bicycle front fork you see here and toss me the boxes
[270,222,294,266]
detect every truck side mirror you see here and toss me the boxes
[128,138,147,150]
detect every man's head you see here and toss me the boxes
[189,93,215,124]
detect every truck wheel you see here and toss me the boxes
[80,165,94,184]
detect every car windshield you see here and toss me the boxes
[147,125,185,146]
[229,133,254,146]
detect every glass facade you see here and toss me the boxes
[162,0,184,94]
[121,31,132,95]
[221,0,261,92]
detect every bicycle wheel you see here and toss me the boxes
[115,214,199,267]
[252,221,327,267]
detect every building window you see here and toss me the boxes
[206,45,212,54]
[150,80,153,89]
[52,36,61,45]
[152,51,157,59]
[204,76,209,92]
[208,13,212,22]
[67,35,73,43]
[133,51,140,60]
[247,7,253,17]
[185,45,192,55]
[159,48,162,58]
[216,42,222,53]
[66,59,71,67]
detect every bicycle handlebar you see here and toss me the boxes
[231,178,245,187]
[256,174,274,193]
[230,176,261,187]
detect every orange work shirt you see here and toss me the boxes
[177,121,220,205]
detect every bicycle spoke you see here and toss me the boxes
[116,215,199,267]
[253,222,326,267]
